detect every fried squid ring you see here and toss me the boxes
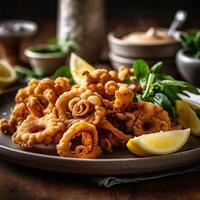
[15,79,39,103]
[56,88,105,125]
[12,113,65,149]
[128,101,171,136]
[98,118,131,142]
[57,120,102,158]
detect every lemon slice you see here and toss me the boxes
[176,100,200,136]
[0,60,17,90]
[70,53,95,84]
[127,129,190,156]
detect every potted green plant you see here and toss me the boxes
[176,30,200,86]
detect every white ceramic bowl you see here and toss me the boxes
[176,49,200,86]
[25,44,67,75]
[108,28,181,59]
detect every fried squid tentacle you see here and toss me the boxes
[113,84,134,112]
[15,79,40,103]
[0,103,30,135]
[12,113,65,149]
[57,120,102,158]
[27,96,44,117]
[99,118,131,142]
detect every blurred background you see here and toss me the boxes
[0,0,199,54]
[0,0,200,83]
[0,0,199,25]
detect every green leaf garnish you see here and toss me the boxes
[52,66,75,85]
[133,59,149,88]
[150,61,163,74]
[126,59,200,121]
[153,93,176,119]
[180,30,200,58]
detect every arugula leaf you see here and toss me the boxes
[142,73,155,100]
[153,93,176,119]
[52,66,75,85]
[157,73,175,80]
[150,61,163,74]
[133,59,149,88]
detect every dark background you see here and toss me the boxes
[0,0,199,28]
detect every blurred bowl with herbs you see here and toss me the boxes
[108,27,181,70]
[176,30,200,87]
[24,37,75,75]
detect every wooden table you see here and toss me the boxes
[1,19,200,200]
[0,159,200,200]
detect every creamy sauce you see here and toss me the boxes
[122,28,176,45]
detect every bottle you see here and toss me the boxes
[57,0,105,63]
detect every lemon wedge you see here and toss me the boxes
[176,100,200,136]
[0,60,17,90]
[127,129,190,156]
[70,53,95,84]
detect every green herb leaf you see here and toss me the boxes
[52,66,75,85]
[180,30,200,57]
[150,61,163,74]
[153,93,176,119]
[142,73,155,100]
[157,73,175,80]
[133,59,149,88]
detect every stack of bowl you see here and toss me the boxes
[108,27,181,76]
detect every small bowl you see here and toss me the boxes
[176,49,200,86]
[25,44,67,75]
[0,20,38,65]
[108,28,180,59]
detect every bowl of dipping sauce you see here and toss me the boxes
[25,44,67,75]
[108,27,180,59]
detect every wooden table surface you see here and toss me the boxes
[0,159,200,200]
[1,19,200,200]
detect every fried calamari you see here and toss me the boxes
[127,101,171,136]
[1,67,175,159]
[12,113,65,149]
[57,120,101,158]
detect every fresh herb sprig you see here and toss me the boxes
[127,60,199,119]
[48,37,76,54]
[180,30,200,58]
